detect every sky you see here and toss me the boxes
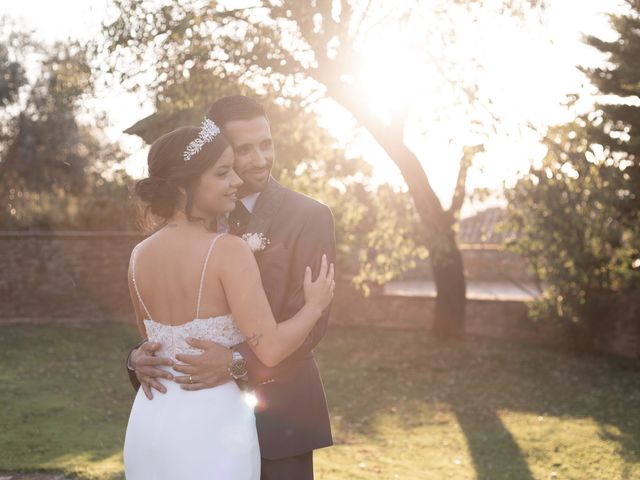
[1,0,623,217]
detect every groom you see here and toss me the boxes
[126,95,335,479]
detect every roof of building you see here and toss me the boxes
[458,207,511,245]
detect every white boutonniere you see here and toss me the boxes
[242,232,270,253]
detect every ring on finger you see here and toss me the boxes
[189,375,194,384]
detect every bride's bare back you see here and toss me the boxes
[129,226,230,329]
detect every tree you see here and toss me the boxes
[102,0,544,338]
[0,39,26,108]
[503,0,640,345]
[0,26,134,231]
[580,0,640,220]
[0,17,31,156]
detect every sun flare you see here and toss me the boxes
[357,26,437,119]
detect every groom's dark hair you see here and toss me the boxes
[206,95,268,127]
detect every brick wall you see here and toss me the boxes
[402,246,537,284]
[0,231,141,321]
[1,231,637,359]
[332,279,639,359]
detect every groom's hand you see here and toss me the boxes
[173,338,232,391]
[130,342,175,400]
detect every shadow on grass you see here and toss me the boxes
[453,407,535,480]
[317,327,640,479]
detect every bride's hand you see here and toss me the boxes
[303,254,335,314]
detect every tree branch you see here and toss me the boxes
[311,67,450,235]
[449,144,484,217]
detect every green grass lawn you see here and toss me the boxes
[1,322,638,480]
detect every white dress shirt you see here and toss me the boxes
[240,191,261,214]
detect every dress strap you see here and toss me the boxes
[196,234,225,319]
[130,246,154,321]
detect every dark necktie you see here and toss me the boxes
[228,200,251,235]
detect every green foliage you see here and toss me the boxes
[581,0,640,159]
[504,2,640,335]
[0,41,25,109]
[0,18,33,157]
[349,186,428,295]
[1,169,136,231]
[0,26,134,231]
[504,141,639,330]
[73,170,138,231]
[2,41,94,195]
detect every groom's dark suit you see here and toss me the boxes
[127,177,334,477]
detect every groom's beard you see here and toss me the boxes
[238,168,270,196]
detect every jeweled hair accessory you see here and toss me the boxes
[183,117,221,162]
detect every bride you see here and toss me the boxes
[122,120,335,479]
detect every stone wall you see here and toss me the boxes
[333,280,562,343]
[0,231,141,321]
[590,292,640,359]
[1,231,637,359]
[402,246,537,284]
[332,279,639,359]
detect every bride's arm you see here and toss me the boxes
[218,235,334,368]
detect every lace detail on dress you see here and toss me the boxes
[144,316,245,361]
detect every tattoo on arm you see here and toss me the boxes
[247,332,263,347]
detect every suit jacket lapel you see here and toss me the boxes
[246,177,287,237]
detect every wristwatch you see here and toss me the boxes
[229,349,248,381]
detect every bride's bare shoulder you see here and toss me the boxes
[129,234,155,257]
[129,229,177,263]
[215,233,252,256]
[213,235,257,273]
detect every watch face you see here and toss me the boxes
[230,358,247,378]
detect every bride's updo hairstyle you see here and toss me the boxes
[134,125,230,226]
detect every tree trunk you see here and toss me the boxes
[319,76,468,338]
[429,228,467,339]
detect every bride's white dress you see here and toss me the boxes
[123,234,261,479]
